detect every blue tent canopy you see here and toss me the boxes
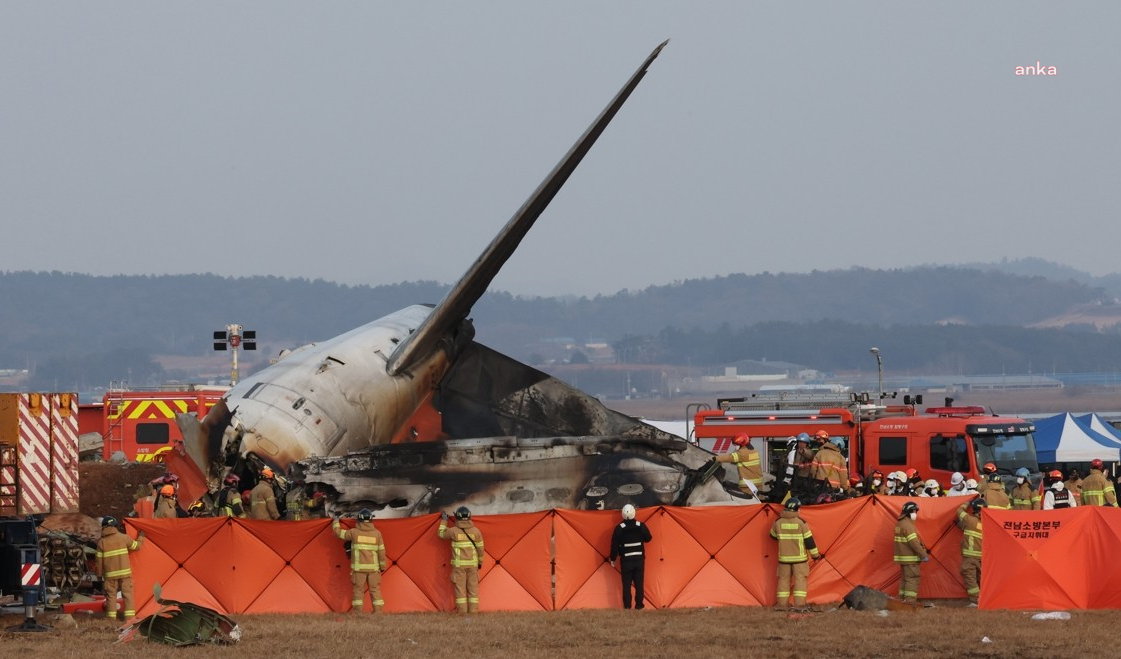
[1033,413,1121,463]
[1075,414,1121,446]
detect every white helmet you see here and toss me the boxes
[950,472,964,486]
[924,479,939,490]
[965,478,978,490]
[621,504,636,520]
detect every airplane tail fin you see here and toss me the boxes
[386,40,668,376]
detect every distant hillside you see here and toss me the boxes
[2,262,1120,390]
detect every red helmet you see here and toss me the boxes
[848,475,863,487]
[982,462,997,474]
[871,469,884,479]
[1048,469,1063,480]
[223,474,240,485]
[905,468,918,480]
[159,484,175,496]
[814,430,831,441]
[1091,458,1104,470]
[733,433,750,447]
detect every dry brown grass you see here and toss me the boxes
[0,605,1105,658]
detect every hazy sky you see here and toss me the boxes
[2,3,1118,297]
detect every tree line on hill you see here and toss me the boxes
[2,261,1120,391]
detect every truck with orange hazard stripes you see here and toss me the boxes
[691,392,1040,501]
[92,387,227,463]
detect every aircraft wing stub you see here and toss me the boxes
[386,39,669,377]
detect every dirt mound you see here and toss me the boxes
[79,462,166,521]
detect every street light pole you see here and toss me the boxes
[870,347,884,404]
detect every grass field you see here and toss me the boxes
[0,605,1102,658]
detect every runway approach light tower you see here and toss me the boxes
[213,324,256,385]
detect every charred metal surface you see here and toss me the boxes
[297,433,748,518]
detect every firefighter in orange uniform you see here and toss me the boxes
[893,501,928,603]
[769,497,821,610]
[95,516,145,622]
[716,433,764,496]
[153,484,179,519]
[438,506,484,613]
[250,467,281,520]
[333,508,388,613]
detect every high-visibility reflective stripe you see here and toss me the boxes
[105,568,132,578]
[98,548,128,558]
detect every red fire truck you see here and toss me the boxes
[92,387,227,462]
[692,392,1040,492]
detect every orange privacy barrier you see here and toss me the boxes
[980,507,1121,610]
[126,497,979,615]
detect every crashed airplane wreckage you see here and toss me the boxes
[169,40,755,517]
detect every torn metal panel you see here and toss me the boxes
[118,583,241,646]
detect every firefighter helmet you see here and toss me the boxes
[988,473,1003,483]
[621,504,636,520]
[455,506,471,520]
[165,473,180,483]
[969,498,987,514]
[965,478,978,490]
[848,475,863,487]
[188,500,207,515]
[830,437,846,451]
[785,497,802,512]
[102,515,118,528]
[982,462,997,474]
[796,432,811,443]
[924,478,939,491]
[950,472,964,486]
[901,501,919,516]
[357,508,374,521]
[814,430,830,442]
[871,469,884,480]
[223,473,240,485]
[1015,467,1030,478]
[261,467,275,480]
[905,468,919,480]
[732,433,750,447]
[159,484,175,496]
[1091,458,1104,470]
[1048,469,1063,480]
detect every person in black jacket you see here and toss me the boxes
[610,504,653,609]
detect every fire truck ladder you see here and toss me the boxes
[103,381,129,458]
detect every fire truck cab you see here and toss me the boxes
[692,392,1040,495]
[99,387,227,462]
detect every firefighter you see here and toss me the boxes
[1079,459,1117,507]
[153,484,179,519]
[216,474,246,518]
[716,433,763,497]
[893,500,928,603]
[963,478,980,495]
[919,479,942,498]
[1042,470,1076,510]
[306,489,329,519]
[846,474,865,498]
[95,516,145,622]
[769,497,821,611]
[904,468,924,496]
[792,433,815,496]
[250,467,281,520]
[438,506,485,613]
[1065,469,1083,504]
[956,497,985,606]
[286,480,309,521]
[811,432,847,494]
[149,472,179,496]
[946,472,969,497]
[610,503,652,610]
[333,508,387,613]
[1010,467,1041,510]
[982,473,1011,509]
[869,470,888,495]
[187,500,210,517]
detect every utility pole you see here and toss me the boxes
[213,324,257,385]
